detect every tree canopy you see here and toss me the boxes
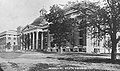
[65,0,120,60]
[46,5,74,47]
[46,0,120,61]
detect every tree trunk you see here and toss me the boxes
[111,34,117,61]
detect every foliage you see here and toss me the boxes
[46,0,120,60]
[65,0,120,60]
[46,5,75,47]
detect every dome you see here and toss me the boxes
[39,8,47,16]
[31,8,48,26]
[40,8,47,13]
[31,16,48,26]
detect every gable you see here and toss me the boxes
[22,25,36,32]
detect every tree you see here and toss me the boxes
[46,5,75,47]
[65,0,120,61]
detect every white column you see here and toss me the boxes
[29,33,31,50]
[36,31,38,50]
[28,33,30,50]
[26,33,28,50]
[21,34,23,50]
[33,32,35,50]
[25,34,27,50]
[41,32,43,49]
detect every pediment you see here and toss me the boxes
[22,25,36,32]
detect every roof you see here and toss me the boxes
[31,16,48,26]
[22,8,49,32]
[0,30,17,37]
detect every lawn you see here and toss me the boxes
[28,52,120,71]
[58,53,120,64]
[0,52,23,59]
[29,63,110,71]
[0,52,120,71]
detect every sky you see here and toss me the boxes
[0,0,100,32]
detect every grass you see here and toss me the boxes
[0,52,23,59]
[0,52,120,71]
[62,52,110,56]
[58,53,120,64]
[28,63,110,71]
[28,52,120,71]
[57,57,120,64]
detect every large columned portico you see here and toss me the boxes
[21,29,50,51]
[21,8,50,51]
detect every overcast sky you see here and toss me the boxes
[0,0,99,32]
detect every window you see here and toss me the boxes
[8,37,11,40]
[14,42,16,45]
[79,31,83,37]
[118,43,120,47]
[93,38,100,47]
[13,37,16,40]
[79,39,83,45]
[118,48,120,52]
